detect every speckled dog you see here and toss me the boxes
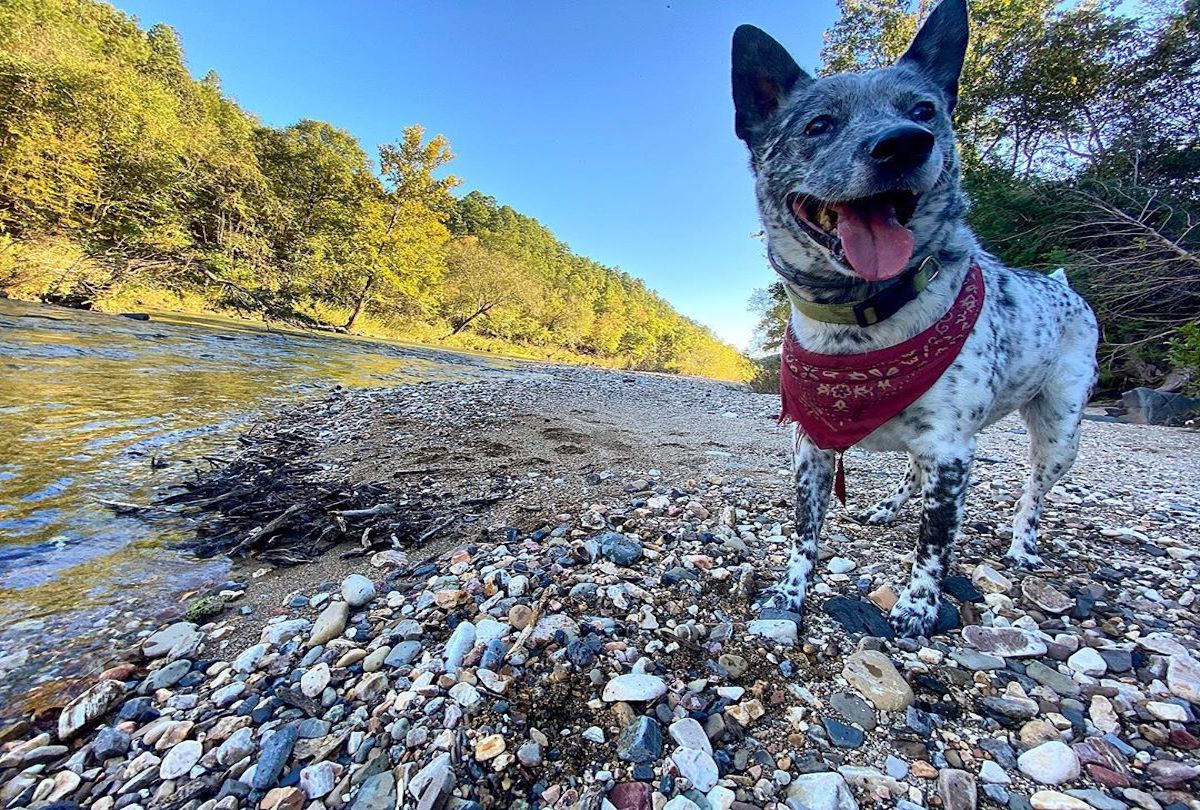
[731,0,1099,636]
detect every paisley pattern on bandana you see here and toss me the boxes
[780,263,985,452]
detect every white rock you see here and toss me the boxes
[217,727,254,766]
[669,718,712,756]
[300,663,331,698]
[1017,741,1080,785]
[602,673,668,702]
[1146,700,1188,721]
[706,785,736,810]
[260,619,310,645]
[449,682,481,708]
[786,772,858,809]
[341,574,376,607]
[662,797,700,810]
[971,564,1012,594]
[159,739,202,780]
[979,760,1011,784]
[57,679,127,739]
[142,622,201,659]
[1167,654,1200,704]
[443,621,476,675]
[747,619,797,646]
[1029,791,1091,810]
[232,643,267,674]
[299,761,342,799]
[1066,647,1106,676]
[671,746,719,792]
[474,617,508,646]
[827,557,856,574]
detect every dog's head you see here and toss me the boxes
[732,0,969,285]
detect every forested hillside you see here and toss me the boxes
[751,0,1199,394]
[0,0,752,381]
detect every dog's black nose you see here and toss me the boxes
[869,125,934,170]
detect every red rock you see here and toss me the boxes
[1072,737,1129,776]
[607,782,651,810]
[99,663,139,682]
[1168,728,1200,750]
[260,787,305,810]
[1147,759,1200,788]
[1085,764,1131,788]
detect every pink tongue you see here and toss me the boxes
[833,200,915,281]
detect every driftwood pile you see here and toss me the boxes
[159,422,456,567]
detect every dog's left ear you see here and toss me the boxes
[732,25,812,144]
[897,0,969,111]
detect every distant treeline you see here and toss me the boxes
[0,0,752,381]
[750,0,1199,395]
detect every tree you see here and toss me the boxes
[439,236,531,335]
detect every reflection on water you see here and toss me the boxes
[0,299,510,717]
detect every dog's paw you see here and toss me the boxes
[1004,549,1044,570]
[888,593,940,638]
[849,504,899,526]
[754,584,805,616]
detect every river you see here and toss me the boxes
[0,299,513,718]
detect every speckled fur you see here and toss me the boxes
[733,0,1099,636]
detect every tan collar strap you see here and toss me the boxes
[784,256,941,327]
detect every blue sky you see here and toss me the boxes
[116,1,842,349]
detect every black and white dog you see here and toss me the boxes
[732,0,1098,637]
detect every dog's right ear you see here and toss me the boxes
[732,25,811,144]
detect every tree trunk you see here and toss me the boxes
[344,273,375,331]
[445,303,495,337]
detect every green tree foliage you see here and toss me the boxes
[0,0,752,381]
[751,0,1199,392]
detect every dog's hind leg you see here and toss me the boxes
[850,455,921,525]
[1007,381,1089,568]
[758,430,835,618]
[890,446,974,638]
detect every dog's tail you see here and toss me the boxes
[1049,267,1069,286]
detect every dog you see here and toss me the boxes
[731,0,1099,637]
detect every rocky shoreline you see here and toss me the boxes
[2,365,1199,810]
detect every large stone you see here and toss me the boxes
[300,663,330,698]
[962,625,1047,658]
[597,532,643,566]
[669,718,712,755]
[616,717,662,763]
[351,771,397,810]
[1018,741,1081,785]
[408,753,453,800]
[842,650,914,711]
[1029,792,1091,810]
[159,739,202,780]
[443,621,476,674]
[142,622,201,659]
[786,772,858,810]
[1066,647,1106,676]
[1021,577,1073,614]
[608,782,652,810]
[251,724,299,789]
[58,679,127,739]
[217,727,254,766]
[747,619,797,646]
[937,768,977,810]
[1119,387,1200,426]
[341,574,376,607]
[603,674,668,703]
[307,602,349,647]
[971,565,1012,594]
[670,746,719,792]
[1167,654,1200,704]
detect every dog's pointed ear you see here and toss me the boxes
[897,0,969,110]
[732,25,811,144]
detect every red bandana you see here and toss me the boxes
[779,263,985,503]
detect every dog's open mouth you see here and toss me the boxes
[788,191,919,282]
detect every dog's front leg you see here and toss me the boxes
[890,445,974,637]
[759,431,835,619]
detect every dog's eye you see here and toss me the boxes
[910,101,936,122]
[803,115,834,136]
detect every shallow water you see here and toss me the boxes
[0,299,509,717]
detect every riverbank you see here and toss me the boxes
[2,365,1199,809]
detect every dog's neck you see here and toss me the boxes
[776,223,979,355]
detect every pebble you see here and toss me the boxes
[1017,740,1081,785]
[307,601,349,646]
[602,673,668,702]
[842,650,914,711]
[341,574,376,607]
